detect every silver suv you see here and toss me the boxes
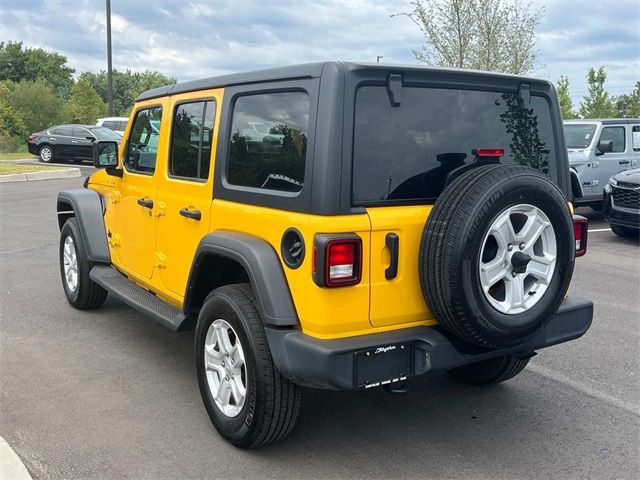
[564,119,640,208]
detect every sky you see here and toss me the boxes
[1,0,638,105]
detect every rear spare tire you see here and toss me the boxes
[420,164,574,348]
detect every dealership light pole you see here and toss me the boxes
[106,0,113,116]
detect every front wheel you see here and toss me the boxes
[448,355,531,386]
[195,284,301,448]
[610,224,639,238]
[59,217,108,309]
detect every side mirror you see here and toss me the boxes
[92,141,121,175]
[86,136,96,141]
[596,139,613,156]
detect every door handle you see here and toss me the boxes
[137,198,154,208]
[71,140,78,144]
[385,233,399,280]
[619,160,630,165]
[179,207,201,220]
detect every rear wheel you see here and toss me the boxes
[611,224,639,238]
[448,356,531,386]
[39,145,54,163]
[195,284,301,448]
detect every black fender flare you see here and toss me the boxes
[57,189,110,263]
[569,168,583,199]
[184,231,299,327]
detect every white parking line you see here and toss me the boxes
[588,228,611,232]
[0,435,32,480]
[527,363,640,417]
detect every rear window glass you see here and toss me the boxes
[170,100,215,180]
[227,91,309,193]
[353,86,557,203]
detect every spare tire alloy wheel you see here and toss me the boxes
[479,204,556,315]
[203,319,247,417]
[420,164,574,349]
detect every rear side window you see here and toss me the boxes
[633,126,640,152]
[170,100,215,180]
[53,126,74,136]
[102,121,117,130]
[227,91,309,192]
[125,106,162,174]
[600,126,625,153]
[353,86,558,203]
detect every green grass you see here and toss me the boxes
[0,164,62,175]
[0,152,37,160]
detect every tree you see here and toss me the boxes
[81,69,176,116]
[556,76,576,119]
[578,67,616,119]
[64,78,106,124]
[614,82,640,118]
[394,0,543,74]
[5,79,64,133]
[0,41,74,98]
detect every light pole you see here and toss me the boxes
[376,55,385,63]
[106,0,113,116]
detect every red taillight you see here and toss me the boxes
[28,134,38,141]
[573,215,588,257]
[476,148,505,157]
[313,235,362,287]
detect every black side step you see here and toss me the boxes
[90,265,186,331]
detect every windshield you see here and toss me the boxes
[353,86,559,203]
[91,127,121,141]
[563,124,597,149]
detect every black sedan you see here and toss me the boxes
[603,167,640,238]
[28,124,121,163]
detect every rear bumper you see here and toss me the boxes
[266,296,593,390]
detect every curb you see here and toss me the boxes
[0,436,32,480]
[0,168,81,183]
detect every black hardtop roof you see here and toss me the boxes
[135,61,554,102]
[564,118,640,125]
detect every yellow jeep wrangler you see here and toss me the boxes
[56,62,592,448]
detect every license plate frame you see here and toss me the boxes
[354,343,413,388]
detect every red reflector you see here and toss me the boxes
[573,215,588,257]
[477,148,504,157]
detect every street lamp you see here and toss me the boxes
[376,55,385,63]
[106,0,113,116]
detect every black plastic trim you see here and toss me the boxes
[265,295,593,390]
[184,231,298,326]
[57,189,110,263]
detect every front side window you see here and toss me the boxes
[563,124,597,149]
[125,106,162,174]
[227,91,309,192]
[170,100,215,180]
[600,126,625,153]
[353,86,557,203]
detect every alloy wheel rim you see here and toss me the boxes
[41,147,52,161]
[204,319,247,418]
[63,236,79,292]
[479,204,557,315]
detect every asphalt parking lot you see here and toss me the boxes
[1,176,638,479]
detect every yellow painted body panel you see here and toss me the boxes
[366,205,437,327]
[154,89,224,300]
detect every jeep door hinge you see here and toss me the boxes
[593,160,600,168]
[111,190,121,204]
[154,252,167,269]
[107,231,121,248]
[154,201,166,217]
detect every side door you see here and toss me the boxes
[53,125,75,160]
[155,90,222,301]
[111,102,166,281]
[72,127,95,160]
[592,125,627,194]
